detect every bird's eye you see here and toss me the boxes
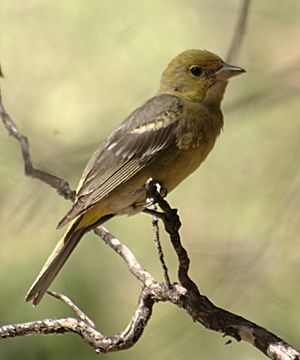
[189,66,203,77]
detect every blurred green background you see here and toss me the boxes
[0,0,300,359]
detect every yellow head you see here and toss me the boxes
[160,49,245,102]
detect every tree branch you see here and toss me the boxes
[150,207,172,287]
[0,89,75,201]
[93,225,155,285]
[0,283,185,353]
[226,0,251,63]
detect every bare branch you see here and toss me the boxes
[225,57,300,113]
[226,0,251,63]
[94,225,155,285]
[47,291,95,328]
[0,89,75,201]
[0,284,185,353]
[1,271,299,359]
[150,207,171,287]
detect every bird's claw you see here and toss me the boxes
[145,178,167,205]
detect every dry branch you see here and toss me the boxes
[226,0,251,63]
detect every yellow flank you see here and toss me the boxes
[76,199,111,229]
[156,145,216,191]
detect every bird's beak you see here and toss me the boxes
[215,63,246,80]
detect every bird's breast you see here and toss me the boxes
[154,137,217,193]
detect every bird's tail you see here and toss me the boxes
[25,216,86,306]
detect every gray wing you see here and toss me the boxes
[57,94,183,228]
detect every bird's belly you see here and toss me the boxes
[118,141,216,215]
[154,142,215,192]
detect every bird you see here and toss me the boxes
[25,49,245,305]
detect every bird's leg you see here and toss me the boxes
[143,208,164,219]
[143,177,169,219]
[143,178,167,218]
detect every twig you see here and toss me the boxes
[226,0,251,63]
[94,225,155,285]
[0,89,75,201]
[47,291,95,328]
[150,206,171,287]
[225,57,300,113]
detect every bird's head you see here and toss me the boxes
[160,49,245,103]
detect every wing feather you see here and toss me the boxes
[58,94,183,227]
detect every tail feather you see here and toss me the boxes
[25,216,85,306]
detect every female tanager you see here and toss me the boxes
[26,49,245,305]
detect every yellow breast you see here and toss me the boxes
[153,140,217,193]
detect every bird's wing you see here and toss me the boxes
[57,94,183,228]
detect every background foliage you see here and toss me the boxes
[0,1,299,359]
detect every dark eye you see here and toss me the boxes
[189,66,203,77]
